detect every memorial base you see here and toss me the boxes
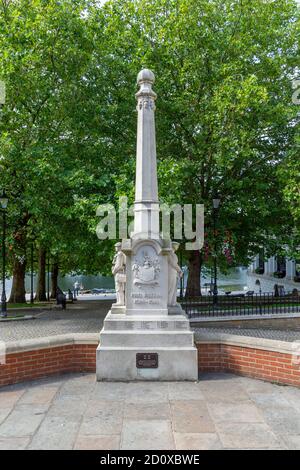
[96,311,198,381]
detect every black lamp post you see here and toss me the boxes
[47,253,50,302]
[0,192,9,318]
[212,196,221,305]
[30,241,34,304]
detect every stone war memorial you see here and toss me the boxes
[96,69,198,381]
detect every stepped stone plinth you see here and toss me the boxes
[96,69,198,381]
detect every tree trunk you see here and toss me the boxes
[50,262,59,299]
[36,247,47,301]
[9,256,27,303]
[185,250,202,297]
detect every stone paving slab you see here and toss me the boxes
[215,422,286,449]
[0,409,12,425]
[124,402,171,421]
[174,432,222,450]
[170,400,215,433]
[121,420,174,450]
[0,372,298,449]
[28,415,82,450]
[80,400,124,436]
[74,435,120,450]
[0,404,48,438]
[207,402,265,424]
[0,437,30,450]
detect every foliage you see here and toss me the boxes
[0,0,299,293]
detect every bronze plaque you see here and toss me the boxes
[136,353,158,369]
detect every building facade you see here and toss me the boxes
[247,254,300,293]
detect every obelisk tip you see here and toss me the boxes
[137,69,155,85]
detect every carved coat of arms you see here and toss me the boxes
[132,252,160,288]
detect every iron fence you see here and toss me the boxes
[180,291,300,319]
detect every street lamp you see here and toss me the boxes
[30,239,35,304]
[47,252,50,302]
[212,195,221,305]
[0,192,8,318]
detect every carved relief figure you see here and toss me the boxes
[168,242,183,306]
[137,97,156,111]
[112,242,126,305]
[132,251,160,288]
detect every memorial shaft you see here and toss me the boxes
[134,69,159,238]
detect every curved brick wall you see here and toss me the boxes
[0,333,299,387]
[0,334,98,387]
[198,344,300,387]
[0,344,96,387]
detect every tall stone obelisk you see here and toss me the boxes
[96,69,197,381]
[133,69,159,239]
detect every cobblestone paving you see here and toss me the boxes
[0,300,110,343]
[1,300,300,344]
[0,372,299,449]
[194,327,300,343]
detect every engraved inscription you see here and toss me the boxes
[175,321,188,330]
[141,321,152,330]
[159,321,169,329]
[131,292,162,305]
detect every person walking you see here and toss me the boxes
[74,281,80,296]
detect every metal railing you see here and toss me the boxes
[180,291,300,319]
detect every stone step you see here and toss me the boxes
[103,317,191,332]
[100,330,194,348]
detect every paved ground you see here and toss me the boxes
[1,300,300,344]
[0,300,110,343]
[194,327,300,342]
[0,372,299,450]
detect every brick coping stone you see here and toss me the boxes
[1,331,299,387]
[4,332,99,353]
[195,331,300,355]
[4,331,299,355]
[190,312,300,323]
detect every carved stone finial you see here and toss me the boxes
[136,68,157,101]
[137,68,155,85]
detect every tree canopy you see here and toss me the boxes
[0,0,299,300]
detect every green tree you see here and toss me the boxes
[93,0,299,294]
[1,0,299,302]
[0,0,109,301]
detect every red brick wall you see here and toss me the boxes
[0,344,97,387]
[1,342,299,388]
[197,343,300,387]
